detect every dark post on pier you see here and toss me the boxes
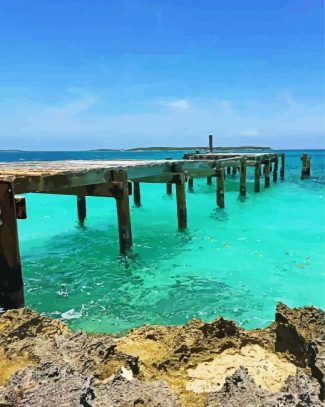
[301,153,311,179]
[209,134,213,152]
[216,168,225,208]
[0,181,25,309]
[239,160,247,199]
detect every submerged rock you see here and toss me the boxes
[0,304,324,406]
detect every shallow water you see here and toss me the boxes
[1,149,324,333]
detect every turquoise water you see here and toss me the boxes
[1,150,324,333]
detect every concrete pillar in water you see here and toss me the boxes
[254,161,261,192]
[301,153,311,179]
[133,182,141,207]
[280,154,285,180]
[239,160,247,199]
[0,181,24,309]
[216,168,225,208]
[265,160,270,188]
[77,196,86,223]
[175,174,187,229]
[114,172,132,254]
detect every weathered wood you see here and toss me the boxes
[232,166,237,176]
[15,197,27,219]
[207,176,212,185]
[273,157,278,183]
[166,183,172,195]
[188,177,194,191]
[133,182,141,207]
[77,196,86,223]
[113,171,132,254]
[264,160,270,188]
[227,166,231,175]
[209,134,213,152]
[254,161,261,192]
[216,168,225,208]
[0,181,24,309]
[301,153,311,179]
[239,161,247,199]
[280,154,285,180]
[175,174,187,229]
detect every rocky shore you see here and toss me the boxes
[0,303,324,406]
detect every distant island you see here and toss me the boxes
[90,146,272,152]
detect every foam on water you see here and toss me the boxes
[1,150,324,333]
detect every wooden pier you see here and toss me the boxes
[0,151,284,309]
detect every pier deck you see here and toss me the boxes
[0,152,284,309]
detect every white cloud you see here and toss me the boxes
[162,99,190,110]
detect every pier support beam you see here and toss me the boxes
[254,161,261,192]
[133,182,141,207]
[0,181,24,309]
[227,166,231,175]
[265,160,270,188]
[77,196,86,223]
[166,183,172,195]
[113,172,132,254]
[216,168,225,208]
[273,157,278,183]
[239,161,247,199]
[207,176,212,185]
[188,177,194,192]
[301,153,311,179]
[280,154,285,180]
[175,174,187,229]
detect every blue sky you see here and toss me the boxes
[0,0,324,150]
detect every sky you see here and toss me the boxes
[0,0,324,150]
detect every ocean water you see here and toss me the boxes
[1,149,324,333]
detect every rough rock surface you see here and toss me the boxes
[0,304,324,406]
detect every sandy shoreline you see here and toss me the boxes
[0,303,324,406]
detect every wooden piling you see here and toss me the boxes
[301,153,311,179]
[216,168,225,208]
[0,181,24,309]
[165,157,173,195]
[280,154,285,180]
[113,172,132,254]
[239,160,247,199]
[188,177,194,192]
[273,157,278,183]
[133,182,141,206]
[264,160,270,188]
[227,166,231,175]
[254,161,261,192]
[232,166,237,176]
[207,176,212,185]
[77,196,86,223]
[175,174,187,229]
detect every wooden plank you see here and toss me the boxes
[0,181,24,309]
